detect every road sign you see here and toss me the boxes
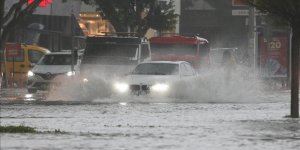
[259,35,289,78]
[5,43,21,57]
[232,9,249,16]
[232,9,265,16]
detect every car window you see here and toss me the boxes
[6,49,24,62]
[141,44,150,61]
[82,44,139,65]
[28,49,44,63]
[132,63,179,75]
[38,54,77,65]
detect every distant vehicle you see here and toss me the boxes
[1,43,50,87]
[113,61,197,96]
[80,36,151,81]
[27,50,83,93]
[209,48,238,67]
[149,35,210,71]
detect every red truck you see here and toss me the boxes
[149,35,210,70]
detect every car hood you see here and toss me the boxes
[80,64,135,79]
[32,65,78,74]
[124,74,180,85]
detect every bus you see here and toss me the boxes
[149,35,210,70]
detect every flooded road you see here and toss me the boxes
[1,92,300,150]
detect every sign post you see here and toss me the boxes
[6,43,21,57]
[4,43,21,87]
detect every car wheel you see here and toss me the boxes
[28,88,37,93]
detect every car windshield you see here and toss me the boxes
[132,63,179,75]
[82,44,138,65]
[38,54,77,65]
[151,44,197,56]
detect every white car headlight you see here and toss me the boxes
[27,71,35,77]
[66,71,75,77]
[114,82,129,93]
[83,78,88,83]
[151,83,169,92]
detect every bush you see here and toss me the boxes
[0,125,37,133]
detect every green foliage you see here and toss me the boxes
[0,125,67,134]
[147,0,178,32]
[84,0,178,36]
[0,125,37,133]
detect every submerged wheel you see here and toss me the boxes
[27,88,37,93]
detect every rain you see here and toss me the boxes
[0,0,299,150]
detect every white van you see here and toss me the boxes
[26,50,83,93]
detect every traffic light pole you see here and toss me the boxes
[248,7,257,70]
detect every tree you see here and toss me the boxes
[0,0,44,87]
[248,0,300,118]
[83,0,178,37]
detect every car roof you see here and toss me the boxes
[86,36,149,45]
[46,51,71,55]
[150,35,208,45]
[140,61,187,65]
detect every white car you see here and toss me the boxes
[27,50,83,93]
[113,61,197,96]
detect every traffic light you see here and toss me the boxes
[27,0,53,7]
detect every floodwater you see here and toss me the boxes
[1,68,300,150]
[1,92,300,150]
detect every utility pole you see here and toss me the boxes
[248,6,257,70]
[71,3,75,74]
[0,0,4,87]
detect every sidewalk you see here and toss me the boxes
[0,88,28,102]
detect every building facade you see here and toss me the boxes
[180,0,249,56]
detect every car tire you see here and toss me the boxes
[28,88,37,93]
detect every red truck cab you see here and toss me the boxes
[149,35,210,70]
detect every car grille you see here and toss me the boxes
[130,84,150,92]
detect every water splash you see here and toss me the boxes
[45,65,284,103]
[169,65,266,103]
